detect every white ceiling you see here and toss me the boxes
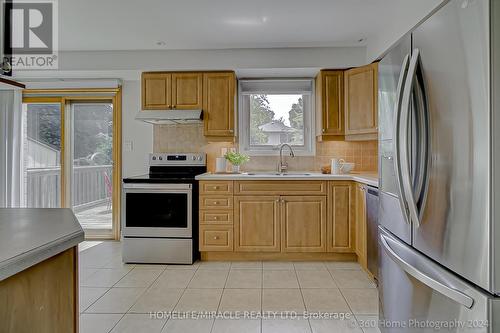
[59,0,441,52]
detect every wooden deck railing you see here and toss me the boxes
[25,165,112,208]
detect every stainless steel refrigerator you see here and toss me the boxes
[378,0,500,331]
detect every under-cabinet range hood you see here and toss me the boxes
[135,110,203,124]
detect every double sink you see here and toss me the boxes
[244,172,312,176]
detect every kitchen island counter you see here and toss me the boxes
[0,208,84,281]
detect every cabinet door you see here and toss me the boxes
[203,72,235,137]
[234,196,280,252]
[281,196,326,252]
[316,70,344,137]
[142,73,171,109]
[355,183,367,268]
[171,72,203,109]
[344,63,378,136]
[327,181,354,252]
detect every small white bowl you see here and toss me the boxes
[341,162,355,174]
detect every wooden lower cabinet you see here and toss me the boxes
[281,196,327,252]
[234,196,280,252]
[327,181,355,253]
[199,180,368,260]
[355,183,368,269]
[0,247,78,333]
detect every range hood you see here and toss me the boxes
[135,110,203,124]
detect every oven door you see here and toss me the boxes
[122,183,192,238]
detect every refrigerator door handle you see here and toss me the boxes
[380,233,474,309]
[399,49,421,227]
[393,53,411,224]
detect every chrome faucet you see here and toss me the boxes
[278,143,295,173]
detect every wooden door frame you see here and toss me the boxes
[22,88,122,240]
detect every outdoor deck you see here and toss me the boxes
[75,202,112,230]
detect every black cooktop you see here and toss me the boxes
[123,165,207,183]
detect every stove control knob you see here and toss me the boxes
[159,156,163,161]
[152,156,157,160]
[197,156,203,161]
[191,156,196,160]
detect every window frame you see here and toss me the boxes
[238,79,315,156]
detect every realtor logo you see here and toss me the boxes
[3,0,58,70]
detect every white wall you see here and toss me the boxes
[56,47,366,73]
[121,80,152,177]
[14,46,367,178]
[365,0,445,62]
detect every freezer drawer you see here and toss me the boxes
[378,227,499,333]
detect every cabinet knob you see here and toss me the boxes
[167,104,171,108]
[213,236,219,240]
[322,129,325,133]
[213,186,219,190]
[229,130,234,133]
[173,105,177,109]
[214,201,219,205]
[213,216,218,220]
[276,199,280,203]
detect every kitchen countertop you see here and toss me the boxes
[196,172,379,187]
[0,208,84,281]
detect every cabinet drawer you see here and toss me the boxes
[200,210,233,224]
[199,196,233,210]
[200,225,233,251]
[234,181,327,195]
[200,181,233,195]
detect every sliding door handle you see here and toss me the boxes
[380,233,474,309]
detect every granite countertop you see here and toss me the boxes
[0,208,84,281]
[195,172,379,187]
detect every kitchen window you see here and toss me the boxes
[238,79,315,155]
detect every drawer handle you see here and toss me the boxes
[213,236,220,240]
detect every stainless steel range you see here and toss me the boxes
[122,153,206,264]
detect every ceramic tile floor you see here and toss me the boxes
[79,241,380,333]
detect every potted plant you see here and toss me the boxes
[224,151,250,173]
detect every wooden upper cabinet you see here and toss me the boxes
[203,72,235,137]
[142,73,171,109]
[281,196,326,252]
[315,70,344,140]
[327,181,355,253]
[344,63,378,139]
[234,196,280,252]
[171,72,203,109]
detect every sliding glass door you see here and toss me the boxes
[71,102,114,237]
[21,100,63,208]
[22,92,121,239]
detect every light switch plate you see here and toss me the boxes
[124,140,133,152]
